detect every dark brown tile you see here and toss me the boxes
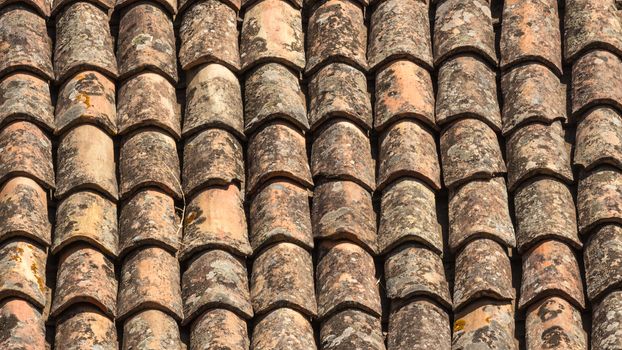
[190,308,249,350]
[252,308,316,350]
[525,297,587,350]
[0,298,46,350]
[122,309,182,350]
[0,177,50,247]
[585,224,622,302]
[577,166,622,235]
[572,49,622,119]
[54,306,118,350]
[452,300,517,350]
[0,73,54,132]
[388,298,451,350]
[575,107,622,171]
[592,290,622,350]
[0,239,46,309]
[320,309,385,350]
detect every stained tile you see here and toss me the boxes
[0,73,54,132]
[452,301,517,350]
[122,309,182,350]
[585,224,622,302]
[0,239,46,309]
[0,299,46,350]
[252,308,316,350]
[52,0,113,15]
[525,297,587,350]
[577,166,622,235]
[4,0,50,17]
[243,0,297,10]
[0,177,50,247]
[190,308,249,350]
[116,0,177,16]
[54,306,118,350]
[572,50,622,118]
[320,309,385,350]
[592,290,622,350]
[388,298,451,350]
[575,107,622,171]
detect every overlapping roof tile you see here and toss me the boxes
[0,73,54,132]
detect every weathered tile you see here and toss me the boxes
[440,118,506,188]
[519,240,585,311]
[243,0,298,10]
[244,63,307,134]
[501,63,566,135]
[252,308,316,350]
[433,0,496,66]
[119,129,182,200]
[182,249,253,325]
[378,119,441,191]
[53,191,118,258]
[507,121,573,191]
[249,180,313,252]
[51,244,117,318]
[577,166,622,235]
[54,306,118,350]
[585,224,622,302]
[388,298,451,350]
[56,124,118,200]
[118,247,183,321]
[311,120,374,192]
[0,6,53,80]
[452,301,517,350]
[4,0,50,17]
[122,309,182,350]
[181,184,251,261]
[320,309,385,350]
[117,3,177,83]
[181,0,239,13]
[374,60,435,131]
[55,71,116,136]
[183,129,244,197]
[308,63,371,131]
[575,107,622,171]
[118,72,180,139]
[436,55,501,130]
[306,0,367,74]
[572,50,622,118]
[190,308,249,350]
[52,0,113,15]
[251,243,316,317]
[247,122,312,195]
[0,240,46,308]
[592,290,622,350]
[368,0,432,71]
[525,297,587,350]
[240,0,305,72]
[179,0,239,72]
[454,239,514,310]
[0,299,46,350]
[54,2,117,83]
[183,64,244,140]
[0,73,53,132]
[116,0,177,16]
[500,0,562,74]
[0,177,50,247]
[119,189,180,258]
[316,241,381,319]
[0,121,54,190]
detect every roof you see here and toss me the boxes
[0,0,620,348]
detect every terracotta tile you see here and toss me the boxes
[320,309,384,350]
[385,244,452,308]
[374,60,435,131]
[182,249,253,325]
[305,0,367,75]
[51,244,117,318]
[55,71,117,136]
[564,0,622,63]
[308,63,371,131]
[312,180,376,253]
[500,0,562,74]
[0,73,54,132]
[452,300,517,350]
[378,119,441,191]
[575,107,622,171]
[181,184,251,261]
[249,180,313,252]
[2,0,50,17]
[316,241,381,319]
[311,120,374,192]
[585,224,622,302]
[572,50,622,119]
[118,72,181,139]
[306,0,367,7]
[181,0,239,13]
[251,243,316,317]
[368,0,432,71]
[440,118,506,188]
[240,0,305,72]
[592,290,622,350]
[433,0,496,66]
[506,121,573,191]
[247,122,312,195]
[519,240,585,311]
[122,309,182,350]
[183,64,244,140]
[179,0,239,72]
[0,6,53,80]
[52,0,113,15]
[454,239,514,310]
[53,191,118,258]
[244,63,308,134]
[436,55,501,130]
[117,3,177,83]
[183,129,244,197]
[388,298,451,350]
[577,166,622,235]
[56,124,118,200]
[525,297,587,350]
[119,189,180,259]
[252,308,316,350]
[501,63,566,135]
[0,177,50,247]
[190,308,249,350]
[119,129,182,200]
[0,121,54,190]
[118,247,183,321]
[0,240,46,308]
[116,0,177,16]
[379,178,442,255]
[54,2,117,83]
[0,299,46,350]
[54,306,118,350]
[243,0,298,10]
